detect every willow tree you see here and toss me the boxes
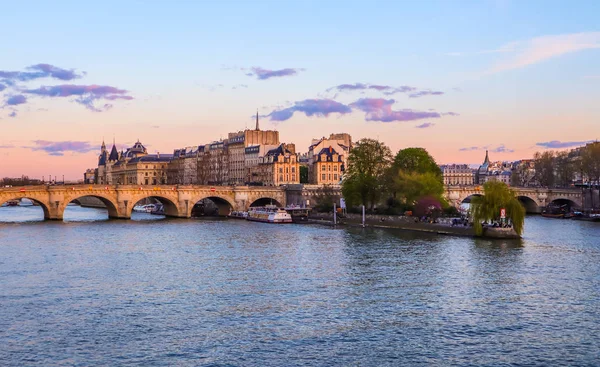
[470,181,525,236]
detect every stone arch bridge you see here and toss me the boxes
[446,186,583,213]
[0,185,287,220]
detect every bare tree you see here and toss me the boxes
[533,151,555,187]
[581,142,600,208]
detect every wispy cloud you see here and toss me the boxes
[245,67,304,80]
[488,32,600,73]
[26,140,97,156]
[492,144,514,153]
[0,63,83,83]
[328,83,417,96]
[9,111,17,118]
[415,122,435,129]
[23,84,133,112]
[350,98,441,122]
[409,90,444,98]
[536,140,593,149]
[0,144,15,149]
[0,83,6,92]
[459,144,513,153]
[266,99,352,121]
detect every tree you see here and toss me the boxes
[554,151,575,188]
[470,181,525,236]
[314,184,338,212]
[581,142,600,209]
[299,165,309,184]
[393,171,447,207]
[341,138,392,209]
[392,147,441,178]
[533,151,555,187]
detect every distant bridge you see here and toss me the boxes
[446,186,583,213]
[0,185,287,220]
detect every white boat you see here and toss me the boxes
[133,204,156,213]
[247,205,292,223]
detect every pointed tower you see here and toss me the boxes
[101,139,107,154]
[483,150,490,164]
[255,110,260,131]
[108,139,119,162]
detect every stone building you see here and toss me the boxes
[96,140,171,185]
[312,146,344,185]
[167,146,203,185]
[83,168,96,184]
[307,133,352,184]
[244,144,280,183]
[227,113,279,185]
[440,164,474,186]
[247,143,300,186]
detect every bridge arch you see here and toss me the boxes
[460,194,483,204]
[517,195,539,213]
[63,194,119,219]
[0,196,50,220]
[249,197,283,208]
[189,195,235,217]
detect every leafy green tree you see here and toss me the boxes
[533,151,555,187]
[392,147,442,178]
[393,171,447,207]
[341,138,392,209]
[299,165,309,184]
[470,181,525,236]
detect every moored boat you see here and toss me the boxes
[228,211,248,219]
[6,200,19,207]
[247,205,292,223]
[133,204,156,213]
[541,204,570,219]
[284,205,311,223]
[572,210,600,222]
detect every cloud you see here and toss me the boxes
[0,144,15,149]
[442,112,460,116]
[536,140,593,149]
[328,83,417,96]
[23,84,133,112]
[492,144,514,153]
[9,111,17,118]
[350,98,441,122]
[0,83,6,92]
[5,95,27,106]
[415,122,435,129]
[267,99,352,121]
[408,90,444,98]
[27,140,97,156]
[459,144,513,153]
[232,84,248,89]
[0,63,83,83]
[246,67,304,80]
[488,32,600,73]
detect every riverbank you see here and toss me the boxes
[308,212,520,239]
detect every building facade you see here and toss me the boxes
[312,146,344,185]
[440,164,474,186]
[247,143,300,186]
[307,133,352,184]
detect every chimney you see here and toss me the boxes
[157,151,160,158]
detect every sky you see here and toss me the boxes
[1,0,599,180]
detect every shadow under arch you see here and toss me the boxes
[517,195,539,213]
[1,197,50,220]
[549,198,579,210]
[250,197,283,208]
[65,194,119,219]
[189,196,234,217]
[460,194,483,205]
[130,195,180,218]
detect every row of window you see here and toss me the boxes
[321,173,339,181]
[321,164,339,172]
[278,167,296,173]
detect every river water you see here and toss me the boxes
[1,206,599,366]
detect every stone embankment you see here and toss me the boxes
[308,212,520,239]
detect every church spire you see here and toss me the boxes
[484,150,489,164]
[101,138,106,153]
[255,110,259,131]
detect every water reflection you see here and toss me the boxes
[0,209,599,365]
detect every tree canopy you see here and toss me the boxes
[341,138,392,209]
[470,181,525,236]
[392,147,441,178]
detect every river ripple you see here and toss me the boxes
[1,206,599,366]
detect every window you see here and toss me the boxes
[145,172,148,176]
[279,168,283,173]
[334,174,338,180]
[328,165,331,171]
[279,175,283,181]
[322,165,326,171]
[291,167,295,173]
[292,174,296,180]
[334,165,337,171]
[286,167,289,173]
[328,174,331,180]
[321,173,326,181]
